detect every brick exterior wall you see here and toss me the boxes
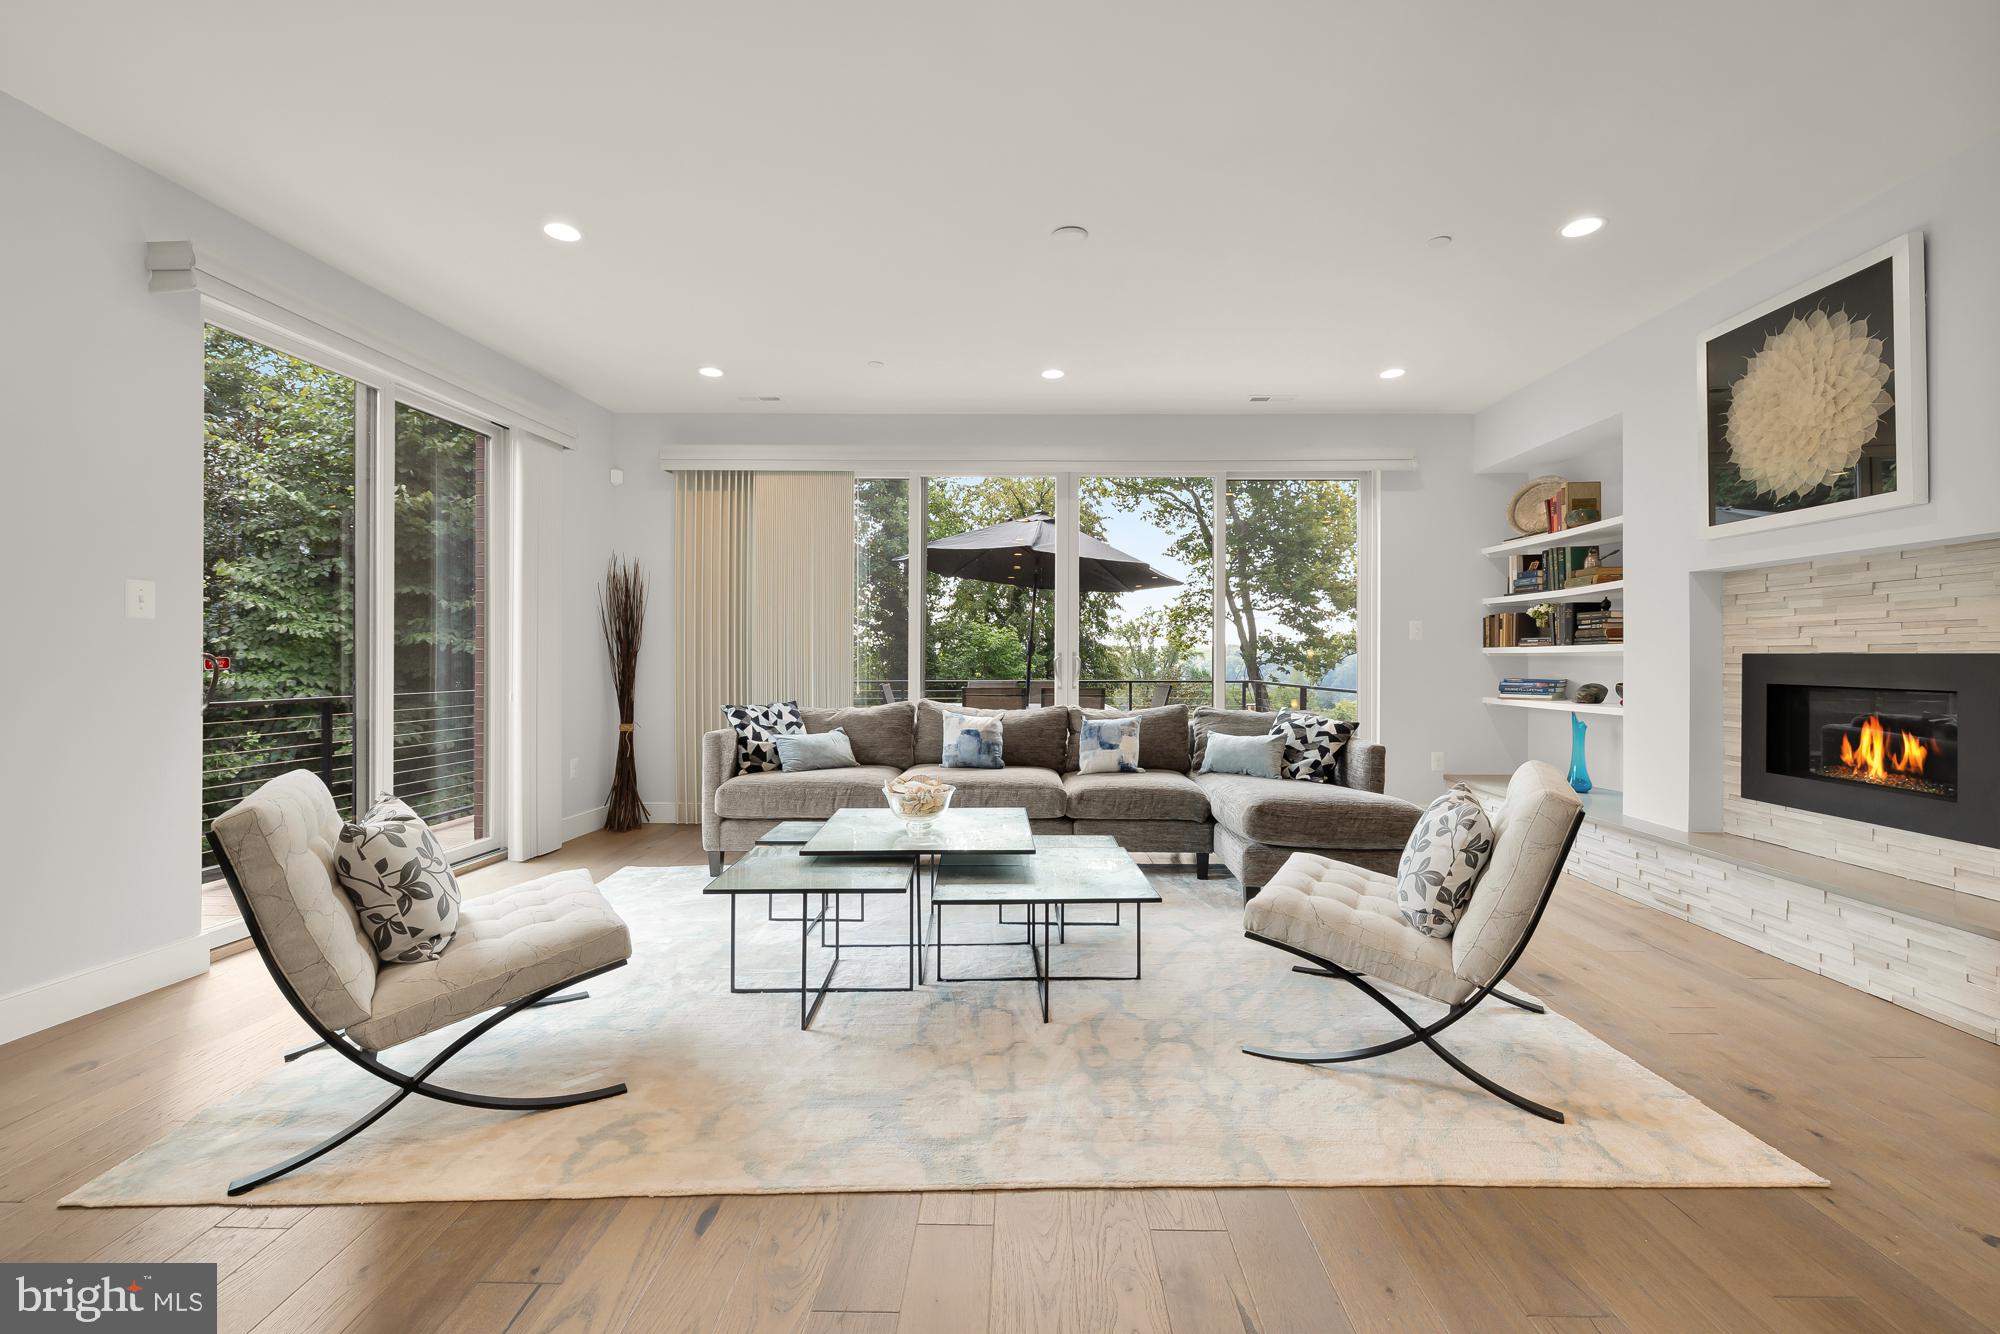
[1721,537,2000,902]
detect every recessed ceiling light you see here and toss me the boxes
[541,221,582,243]
[1427,234,1454,248]
[698,366,724,378]
[867,360,885,368]
[1041,369,1065,380]
[1379,367,1406,380]
[1560,216,1605,239]
[1051,225,1090,242]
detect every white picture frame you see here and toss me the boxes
[1698,230,1927,539]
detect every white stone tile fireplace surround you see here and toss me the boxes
[1535,538,2000,1045]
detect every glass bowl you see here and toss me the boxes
[883,781,954,831]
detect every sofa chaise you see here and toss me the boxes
[701,700,1422,890]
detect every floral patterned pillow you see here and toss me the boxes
[1393,785,1495,939]
[333,796,462,963]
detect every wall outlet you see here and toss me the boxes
[1430,751,1446,772]
[568,756,580,779]
[125,578,156,620]
[1407,619,1423,640]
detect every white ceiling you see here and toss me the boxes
[4,2,1997,415]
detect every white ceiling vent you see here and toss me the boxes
[1248,394,1298,403]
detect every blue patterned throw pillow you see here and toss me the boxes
[941,710,1004,768]
[1077,716,1142,774]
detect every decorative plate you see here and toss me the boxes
[1507,475,1568,534]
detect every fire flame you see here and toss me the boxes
[1838,715,1928,781]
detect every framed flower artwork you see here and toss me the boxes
[1699,231,1927,537]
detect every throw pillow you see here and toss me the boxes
[1270,710,1354,784]
[722,700,803,774]
[1198,731,1284,778]
[941,710,1004,768]
[1077,715,1142,774]
[775,727,859,772]
[1393,784,1496,939]
[333,796,462,963]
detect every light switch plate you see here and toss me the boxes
[1430,751,1446,772]
[125,578,156,620]
[1407,619,1424,640]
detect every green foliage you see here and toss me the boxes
[202,327,358,699]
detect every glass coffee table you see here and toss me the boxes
[929,835,1162,1022]
[702,845,917,1029]
[801,808,1036,983]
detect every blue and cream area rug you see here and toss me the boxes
[66,865,1821,1206]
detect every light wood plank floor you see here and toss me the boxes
[5,824,1998,1333]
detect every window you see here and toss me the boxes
[922,475,1057,709]
[201,328,361,899]
[853,470,1367,724]
[201,324,508,937]
[1079,476,1214,709]
[853,478,910,705]
[1223,478,1360,720]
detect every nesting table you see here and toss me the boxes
[703,808,1159,1027]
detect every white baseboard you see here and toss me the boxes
[561,805,608,842]
[0,935,210,1047]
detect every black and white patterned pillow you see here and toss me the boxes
[722,701,803,774]
[333,796,462,963]
[1269,710,1354,784]
[1393,785,1495,939]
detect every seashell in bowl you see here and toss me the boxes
[883,775,955,829]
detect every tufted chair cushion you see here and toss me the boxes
[1450,762,1581,988]
[346,869,632,1051]
[1243,853,1474,1005]
[211,770,379,1030]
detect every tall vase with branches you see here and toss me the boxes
[600,557,650,832]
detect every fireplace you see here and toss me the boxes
[1742,653,1999,848]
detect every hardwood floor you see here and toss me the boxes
[4,823,1997,1333]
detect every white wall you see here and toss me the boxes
[0,93,618,1041]
[610,412,1521,811]
[1475,132,2000,832]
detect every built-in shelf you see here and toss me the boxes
[1480,514,1624,557]
[1483,696,1623,717]
[1482,580,1623,609]
[1481,644,1624,656]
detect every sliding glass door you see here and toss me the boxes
[389,398,497,855]
[201,326,506,937]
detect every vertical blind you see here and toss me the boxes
[672,470,855,821]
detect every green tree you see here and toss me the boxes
[1086,476,1357,711]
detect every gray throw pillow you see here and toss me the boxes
[1198,731,1284,778]
[775,727,859,772]
[1393,785,1496,939]
[333,796,462,963]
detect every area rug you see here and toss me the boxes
[65,864,1822,1206]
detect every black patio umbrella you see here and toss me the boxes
[905,512,1182,705]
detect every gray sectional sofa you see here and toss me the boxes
[700,700,1423,891]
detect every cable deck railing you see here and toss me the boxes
[201,688,479,879]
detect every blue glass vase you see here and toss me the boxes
[1566,712,1593,794]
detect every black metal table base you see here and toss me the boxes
[930,899,1145,1023]
[727,881,919,1030]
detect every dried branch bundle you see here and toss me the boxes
[600,557,650,832]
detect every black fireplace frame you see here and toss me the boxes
[1742,652,1999,849]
